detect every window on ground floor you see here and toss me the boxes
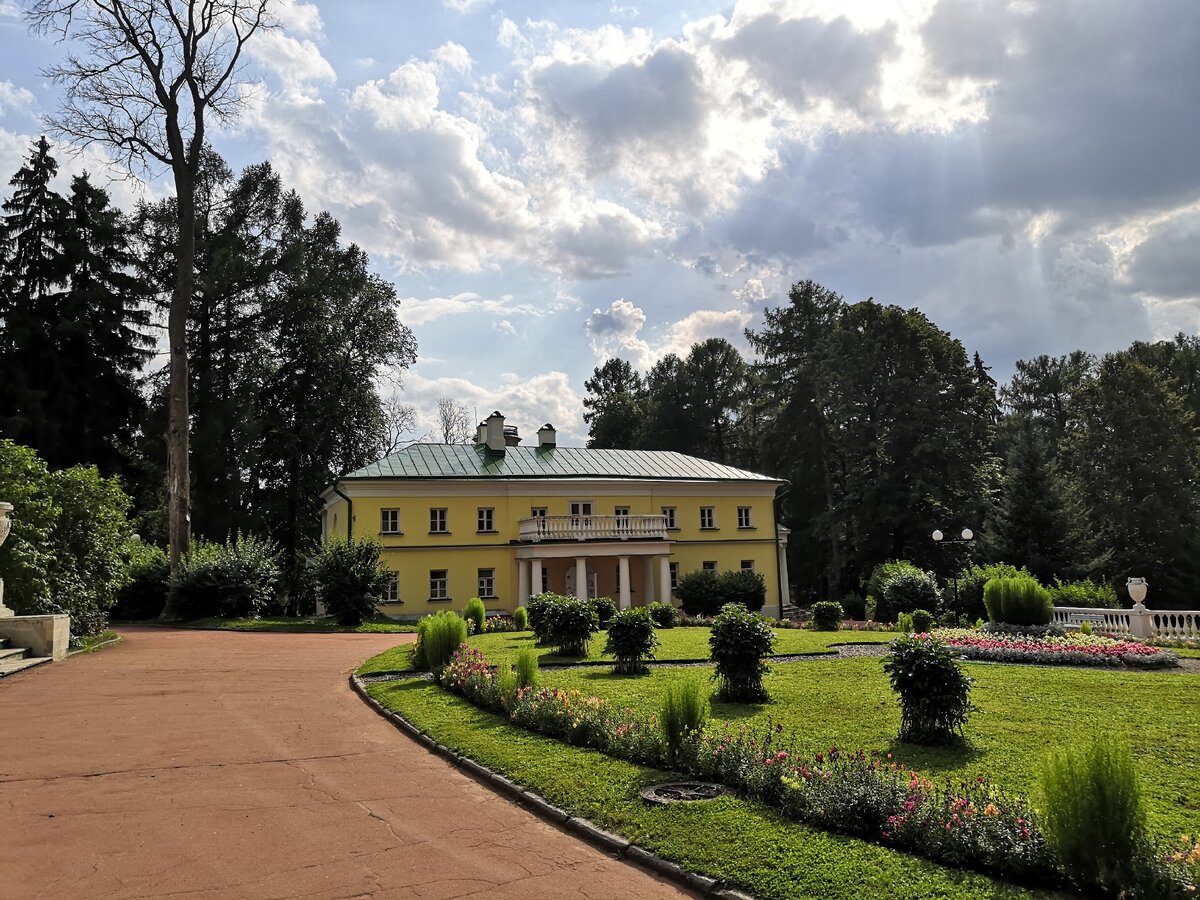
[741,559,755,572]
[477,567,495,598]
[429,569,448,601]
[702,560,717,572]
[383,572,400,602]
[669,561,679,589]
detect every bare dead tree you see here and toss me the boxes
[28,0,273,602]
[437,398,473,444]
[377,393,422,456]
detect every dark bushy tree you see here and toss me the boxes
[312,538,391,626]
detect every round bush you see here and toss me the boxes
[840,591,866,620]
[463,597,486,634]
[311,537,391,626]
[549,595,599,656]
[647,601,679,628]
[526,593,565,644]
[983,575,1052,626]
[719,569,767,612]
[709,603,776,702]
[169,535,282,621]
[676,570,724,616]
[883,634,974,744]
[910,608,936,633]
[881,569,942,621]
[809,600,843,631]
[590,595,616,627]
[513,606,529,630]
[604,607,658,674]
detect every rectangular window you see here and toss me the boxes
[662,506,677,529]
[380,509,400,534]
[700,507,716,529]
[477,567,495,598]
[737,506,753,529]
[669,561,679,589]
[614,505,630,531]
[429,570,448,601]
[569,500,593,528]
[477,507,495,533]
[741,559,755,572]
[429,508,448,533]
[383,572,400,602]
[531,506,547,519]
[702,560,717,572]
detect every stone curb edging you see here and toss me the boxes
[68,635,122,656]
[348,673,753,900]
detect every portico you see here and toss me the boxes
[515,542,673,609]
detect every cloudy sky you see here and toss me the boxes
[2,0,1199,443]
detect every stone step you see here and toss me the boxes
[0,656,52,678]
[0,646,28,662]
[0,636,8,649]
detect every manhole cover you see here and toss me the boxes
[640,781,729,805]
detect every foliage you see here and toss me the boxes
[483,614,519,633]
[659,678,709,763]
[463,597,486,635]
[515,648,539,690]
[720,568,767,612]
[884,634,974,745]
[583,358,645,449]
[512,606,528,630]
[1038,736,1149,895]
[896,612,914,633]
[709,603,776,702]
[1079,620,1093,636]
[310,537,391,626]
[413,612,468,673]
[526,593,565,644]
[112,541,170,620]
[549,596,599,657]
[676,569,724,616]
[809,601,844,631]
[983,575,1052,626]
[589,595,616,627]
[168,534,282,621]
[939,628,1178,668]
[865,595,878,621]
[1047,577,1118,609]
[647,601,679,628]
[955,563,1031,623]
[880,568,942,622]
[910,609,936,633]
[603,607,658,674]
[841,591,866,620]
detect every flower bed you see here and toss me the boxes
[937,629,1179,668]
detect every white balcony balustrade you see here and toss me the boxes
[518,514,668,542]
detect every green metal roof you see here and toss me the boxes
[342,444,781,482]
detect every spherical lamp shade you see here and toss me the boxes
[1126,577,1148,606]
[931,530,943,541]
[961,528,974,541]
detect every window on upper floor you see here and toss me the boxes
[662,506,677,530]
[380,509,401,534]
[429,569,448,601]
[429,508,448,533]
[614,506,630,530]
[700,507,716,530]
[477,507,495,533]
[737,506,753,529]
[531,506,547,519]
[477,567,495,598]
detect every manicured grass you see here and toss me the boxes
[366,678,1060,900]
[539,658,1200,839]
[181,615,418,634]
[356,643,416,676]
[466,626,894,666]
[71,629,120,654]
[1174,647,1200,658]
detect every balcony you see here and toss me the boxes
[518,514,669,543]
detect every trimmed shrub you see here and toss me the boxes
[589,595,617,627]
[866,560,922,604]
[1048,577,1119,609]
[911,608,936,633]
[170,534,282,621]
[897,611,914,633]
[414,611,468,673]
[549,596,598,656]
[1079,620,1093,636]
[709,603,776,702]
[512,605,529,630]
[660,678,709,763]
[310,537,391,626]
[463,597,486,635]
[526,592,565,644]
[881,568,942,621]
[494,660,519,709]
[112,542,169,620]
[604,607,658,674]
[720,569,767,613]
[864,595,878,622]
[647,601,679,628]
[884,634,974,744]
[984,575,1052,626]
[809,600,843,631]
[1039,736,1149,894]
[676,569,724,616]
[841,591,866,620]
[515,648,539,689]
[956,563,1030,622]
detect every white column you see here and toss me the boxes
[659,556,672,606]
[776,529,791,619]
[643,557,656,605]
[518,559,530,605]
[575,557,588,601]
[618,556,631,609]
[531,559,543,597]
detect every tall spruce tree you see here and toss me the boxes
[583,358,645,449]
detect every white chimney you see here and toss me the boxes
[485,411,506,453]
[475,421,487,444]
[538,423,556,449]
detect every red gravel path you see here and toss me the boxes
[0,626,689,899]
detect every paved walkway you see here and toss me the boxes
[0,627,689,900]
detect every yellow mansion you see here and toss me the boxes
[321,412,789,620]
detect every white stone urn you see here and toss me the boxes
[1127,576,1149,610]
[0,502,12,617]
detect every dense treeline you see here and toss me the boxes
[0,138,416,624]
[585,281,1200,609]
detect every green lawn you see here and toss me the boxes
[366,677,1062,900]
[539,658,1200,839]
[181,615,418,634]
[465,626,894,666]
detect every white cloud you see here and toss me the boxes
[399,292,564,326]
[585,298,754,369]
[443,0,492,12]
[493,319,517,336]
[0,80,34,114]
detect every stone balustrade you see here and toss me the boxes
[1052,605,1200,640]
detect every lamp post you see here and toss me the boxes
[932,527,974,622]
